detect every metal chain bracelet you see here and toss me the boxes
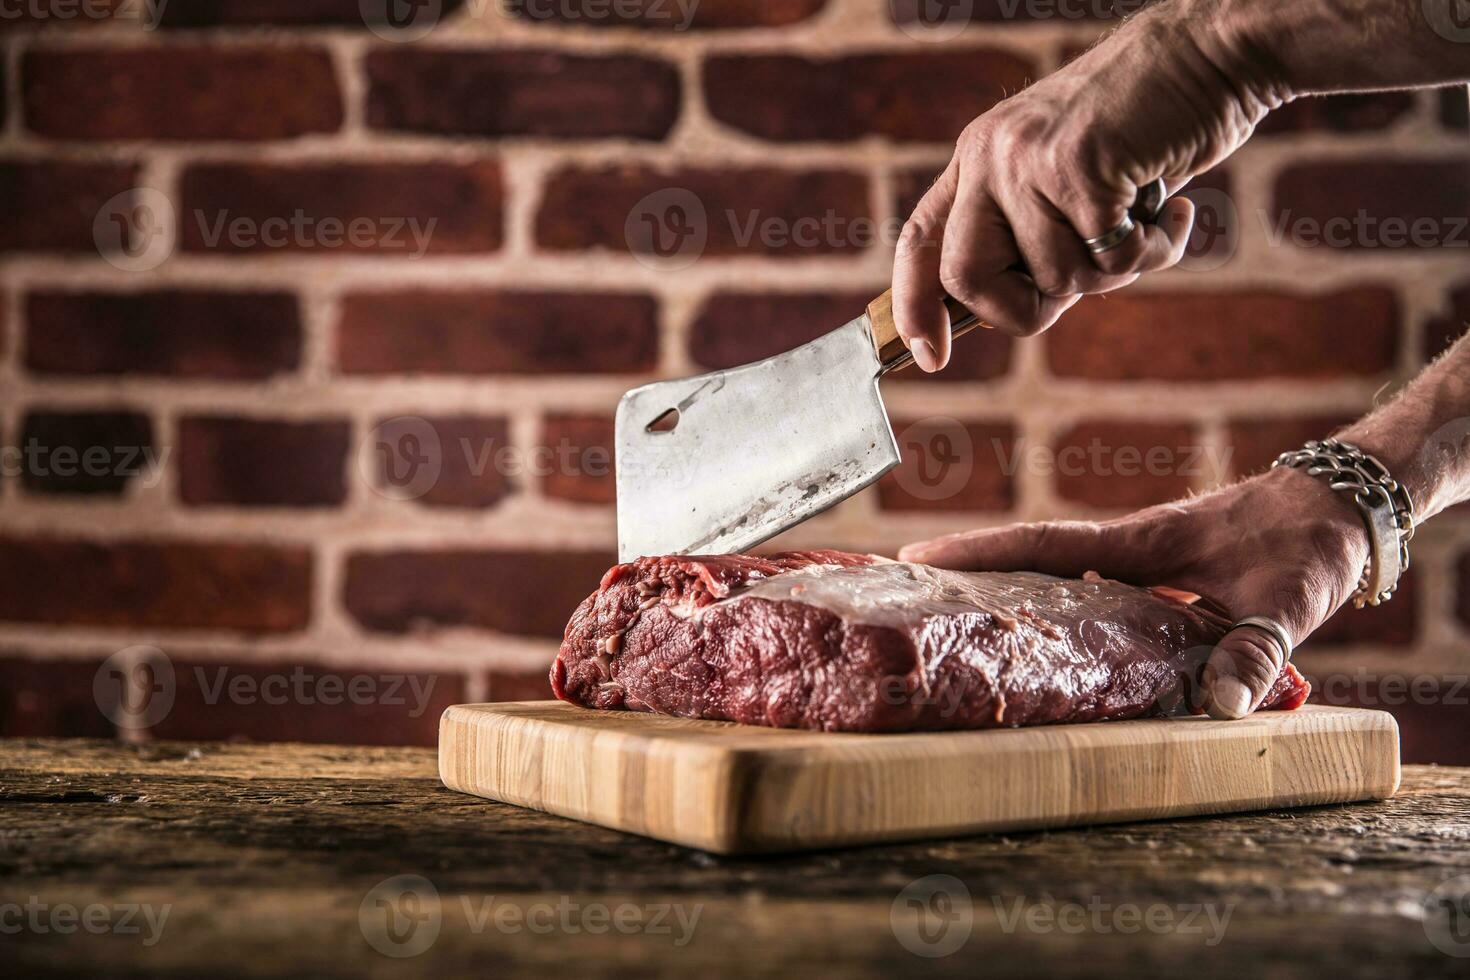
[1273,438,1415,608]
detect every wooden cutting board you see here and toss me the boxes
[438,701,1399,854]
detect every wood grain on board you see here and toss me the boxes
[439,701,1401,853]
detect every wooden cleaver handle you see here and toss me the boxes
[865,289,983,369]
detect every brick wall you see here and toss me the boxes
[1,1,1468,758]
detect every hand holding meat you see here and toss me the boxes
[893,0,1470,370]
[901,468,1363,720]
[906,331,1470,719]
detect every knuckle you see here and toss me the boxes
[1034,276,1075,300]
[1031,259,1097,299]
[957,119,994,160]
[937,260,982,305]
[1025,258,1072,298]
[897,216,941,260]
[1216,635,1283,684]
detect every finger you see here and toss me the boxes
[1004,190,1136,298]
[959,272,1081,337]
[940,175,1078,337]
[899,520,1146,581]
[1058,185,1196,277]
[893,160,959,373]
[1200,622,1293,721]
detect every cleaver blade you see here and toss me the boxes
[615,290,976,562]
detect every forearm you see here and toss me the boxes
[1338,334,1470,521]
[1185,0,1470,101]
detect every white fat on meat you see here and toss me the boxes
[720,562,1042,630]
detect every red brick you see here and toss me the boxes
[0,160,138,253]
[539,415,615,505]
[25,289,302,379]
[537,166,871,257]
[1305,568,1418,649]
[0,537,312,632]
[506,0,826,28]
[878,419,1015,512]
[890,0,1113,23]
[894,167,942,224]
[1441,84,1469,131]
[0,656,114,737]
[336,289,658,375]
[704,50,1034,143]
[368,415,514,509]
[688,290,1013,381]
[1256,92,1415,135]
[367,48,678,140]
[24,46,342,141]
[145,657,464,746]
[18,410,155,496]
[690,290,868,367]
[484,670,554,702]
[1273,160,1470,250]
[152,0,466,27]
[344,549,614,638]
[1423,282,1470,361]
[1051,421,1199,509]
[1046,288,1399,381]
[179,161,503,255]
[179,417,349,508]
[1226,414,1357,478]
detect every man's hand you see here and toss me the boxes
[892,0,1470,369]
[892,1,1276,369]
[898,467,1368,719]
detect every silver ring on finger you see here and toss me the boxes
[1082,178,1168,255]
[1232,615,1294,662]
[1083,215,1136,254]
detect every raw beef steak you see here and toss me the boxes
[550,551,1309,732]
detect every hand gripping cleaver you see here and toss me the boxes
[616,181,1169,561]
[614,289,976,561]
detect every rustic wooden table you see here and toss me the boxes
[3,739,1469,978]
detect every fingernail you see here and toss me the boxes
[911,339,939,372]
[1205,677,1253,721]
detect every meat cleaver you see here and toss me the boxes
[616,181,1169,561]
[615,290,975,561]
